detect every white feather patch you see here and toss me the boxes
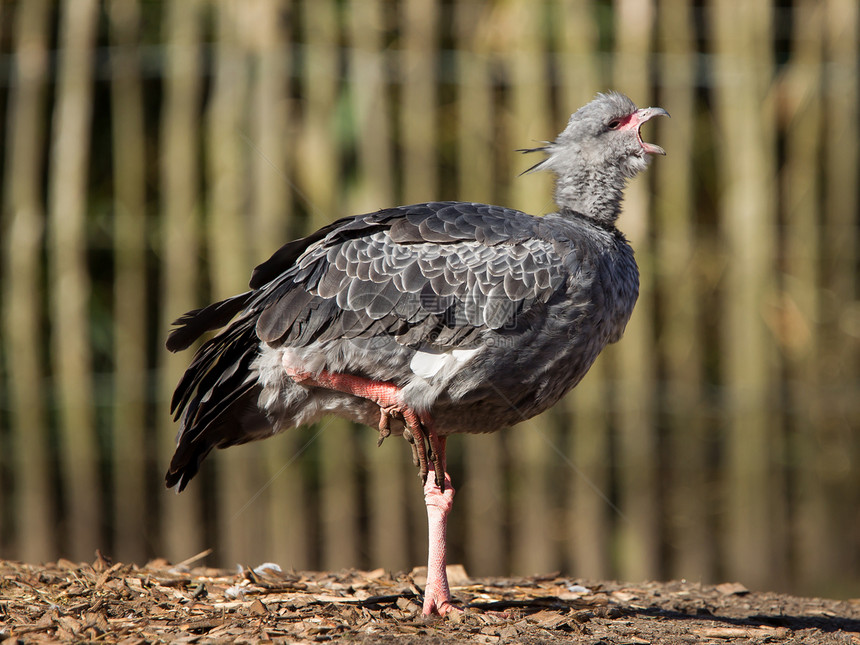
[409,347,480,380]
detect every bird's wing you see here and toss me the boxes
[165,201,576,489]
[249,201,571,351]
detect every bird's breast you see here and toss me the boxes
[428,246,639,433]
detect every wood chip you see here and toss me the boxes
[499,624,520,639]
[695,626,788,639]
[58,616,83,634]
[528,609,569,629]
[410,563,470,587]
[447,564,471,586]
[715,582,750,596]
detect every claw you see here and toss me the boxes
[403,428,421,468]
[413,432,429,482]
[377,412,392,447]
[428,433,447,491]
[397,408,429,481]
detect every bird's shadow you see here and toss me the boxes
[632,605,860,635]
[467,597,860,635]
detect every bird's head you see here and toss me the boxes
[522,92,669,224]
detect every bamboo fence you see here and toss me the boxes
[0,0,858,599]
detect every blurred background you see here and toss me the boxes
[0,0,858,599]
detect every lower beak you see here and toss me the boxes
[634,107,670,155]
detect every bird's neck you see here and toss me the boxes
[552,166,627,226]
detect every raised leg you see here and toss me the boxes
[286,366,445,487]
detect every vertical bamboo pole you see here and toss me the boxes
[455,1,494,207]
[1,0,54,563]
[655,0,712,582]
[247,0,310,571]
[400,0,438,204]
[346,0,411,573]
[205,0,263,567]
[455,0,505,578]
[611,0,660,581]
[820,0,859,590]
[556,0,612,582]
[347,0,395,214]
[206,0,251,295]
[47,0,101,562]
[249,0,291,252]
[503,0,556,577]
[783,0,825,593]
[298,0,359,570]
[710,0,781,589]
[107,0,149,565]
[159,0,206,564]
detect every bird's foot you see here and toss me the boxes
[401,415,447,491]
[371,397,436,486]
[399,413,432,486]
[422,591,462,617]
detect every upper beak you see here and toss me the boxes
[633,107,669,155]
[637,107,670,121]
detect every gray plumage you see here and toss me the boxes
[165,92,667,491]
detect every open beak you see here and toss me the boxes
[630,106,669,155]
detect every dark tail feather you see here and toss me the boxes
[166,386,271,491]
[169,320,255,416]
[166,292,254,352]
[167,312,271,491]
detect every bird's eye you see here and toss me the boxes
[607,119,622,130]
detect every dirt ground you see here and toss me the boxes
[1,553,859,644]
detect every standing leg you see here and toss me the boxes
[421,437,459,616]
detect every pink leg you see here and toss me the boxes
[286,365,401,407]
[422,437,460,616]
